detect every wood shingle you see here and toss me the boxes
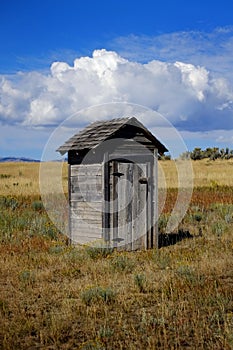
[57,117,168,155]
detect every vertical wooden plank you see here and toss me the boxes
[70,163,103,244]
[102,152,110,242]
[112,161,118,248]
[146,161,151,249]
[131,163,137,250]
[68,163,72,244]
[117,162,133,250]
[126,163,133,250]
[147,157,155,249]
[117,163,125,248]
[153,149,159,248]
[132,163,147,250]
[138,163,147,250]
[109,162,113,246]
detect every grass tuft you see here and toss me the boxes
[81,286,116,306]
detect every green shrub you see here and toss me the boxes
[44,223,59,240]
[152,251,171,270]
[81,286,116,306]
[0,196,18,210]
[98,325,114,340]
[134,273,147,293]
[111,254,135,272]
[193,212,202,222]
[211,221,227,237]
[29,217,59,240]
[31,200,44,211]
[176,265,205,286]
[19,270,36,286]
[49,245,64,254]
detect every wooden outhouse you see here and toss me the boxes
[57,117,168,250]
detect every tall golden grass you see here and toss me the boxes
[159,158,233,188]
[0,161,68,196]
[1,158,233,196]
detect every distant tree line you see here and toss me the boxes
[180,147,233,160]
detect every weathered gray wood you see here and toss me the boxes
[70,207,103,244]
[71,215,101,222]
[70,165,102,202]
[114,162,133,248]
[70,201,102,211]
[131,164,138,250]
[70,183,102,194]
[70,164,102,177]
[111,154,152,160]
[102,152,110,242]
[71,220,103,230]
[58,116,167,249]
[71,229,102,238]
[108,161,150,251]
[68,164,72,243]
[71,176,102,185]
[153,149,158,248]
[70,200,102,236]
[70,190,101,201]
[69,157,157,250]
[70,192,102,202]
[146,160,153,249]
[71,210,102,221]
[125,163,133,249]
[109,162,114,245]
[71,202,102,217]
[117,162,125,245]
[133,163,147,250]
[71,220,102,230]
[112,161,118,248]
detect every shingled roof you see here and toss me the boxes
[57,117,168,155]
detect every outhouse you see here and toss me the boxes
[57,117,168,250]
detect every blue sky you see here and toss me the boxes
[1,0,233,159]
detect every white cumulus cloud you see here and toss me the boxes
[0,49,233,131]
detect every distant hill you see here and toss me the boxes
[0,157,40,163]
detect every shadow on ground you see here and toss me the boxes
[158,230,193,248]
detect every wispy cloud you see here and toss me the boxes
[110,27,233,80]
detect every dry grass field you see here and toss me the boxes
[0,160,233,349]
[159,158,233,188]
[0,161,68,196]
[1,158,233,196]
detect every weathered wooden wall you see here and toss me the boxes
[69,164,103,244]
[68,150,158,250]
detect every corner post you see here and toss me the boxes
[68,162,72,245]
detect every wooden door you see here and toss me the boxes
[110,160,152,250]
